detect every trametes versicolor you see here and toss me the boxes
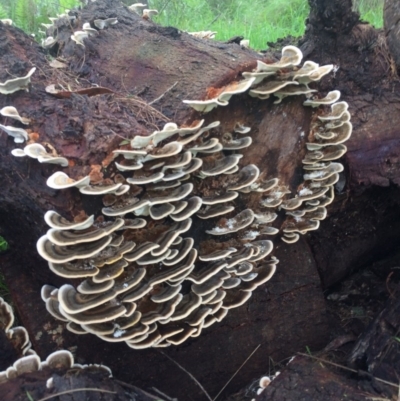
[2,44,352,349]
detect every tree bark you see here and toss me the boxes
[0,0,399,399]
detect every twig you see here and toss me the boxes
[213,344,261,401]
[148,81,178,105]
[298,353,400,390]
[114,379,164,400]
[209,11,223,26]
[152,386,178,401]
[158,0,173,15]
[158,350,212,401]
[37,388,116,401]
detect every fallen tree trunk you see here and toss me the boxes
[0,0,399,399]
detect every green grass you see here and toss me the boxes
[0,236,8,252]
[0,0,385,50]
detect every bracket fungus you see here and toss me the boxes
[94,18,118,30]
[34,45,352,349]
[0,67,36,95]
[0,296,112,385]
[0,106,30,125]
[128,3,147,14]
[0,124,28,143]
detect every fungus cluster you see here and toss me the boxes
[5,45,351,349]
[0,102,34,143]
[0,297,111,385]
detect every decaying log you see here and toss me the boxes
[0,0,399,399]
[349,293,400,385]
[255,355,396,401]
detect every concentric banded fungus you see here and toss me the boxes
[0,297,112,383]
[23,143,69,166]
[46,172,90,189]
[37,45,351,349]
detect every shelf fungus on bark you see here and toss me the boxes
[11,143,69,166]
[279,88,352,244]
[0,106,30,125]
[0,67,36,95]
[33,45,351,349]
[0,296,113,385]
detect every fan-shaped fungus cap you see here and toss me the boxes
[47,219,124,246]
[318,101,349,121]
[199,247,236,261]
[197,204,235,219]
[282,232,300,244]
[162,237,194,266]
[149,203,175,220]
[144,141,183,161]
[37,235,112,263]
[0,19,13,25]
[283,217,320,234]
[57,284,117,314]
[292,60,319,82]
[42,350,74,369]
[324,111,351,129]
[206,209,255,236]
[79,183,122,195]
[44,211,94,231]
[0,67,36,95]
[11,149,26,157]
[202,191,239,205]
[0,297,14,331]
[218,77,256,103]
[303,144,347,163]
[170,196,202,221]
[149,183,194,205]
[249,81,299,99]
[222,136,252,150]
[93,18,118,30]
[201,154,243,176]
[12,354,41,375]
[228,164,260,190]
[143,9,159,19]
[273,85,317,104]
[128,3,147,14]
[0,106,30,125]
[38,155,69,167]
[183,98,228,113]
[234,123,251,134]
[242,71,275,86]
[256,45,303,72]
[59,302,127,325]
[307,64,334,82]
[23,143,47,158]
[303,162,344,181]
[304,90,341,107]
[71,31,89,46]
[311,122,353,146]
[187,31,217,39]
[82,22,99,36]
[46,172,90,189]
[0,124,28,143]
